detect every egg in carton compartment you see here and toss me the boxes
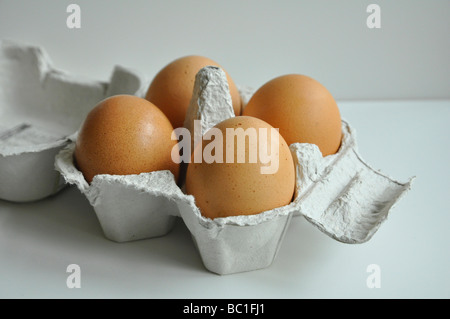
[54,71,211,243]
[55,148,184,242]
[0,40,150,202]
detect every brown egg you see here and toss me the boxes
[185,116,295,219]
[242,74,342,156]
[74,95,180,184]
[145,55,242,129]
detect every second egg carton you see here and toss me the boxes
[0,40,149,202]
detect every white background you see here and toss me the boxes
[0,0,449,101]
[0,0,449,299]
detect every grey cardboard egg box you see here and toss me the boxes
[1,41,413,275]
[58,66,412,275]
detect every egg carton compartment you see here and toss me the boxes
[176,196,294,275]
[55,143,183,242]
[177,67,297,275]
[0,123,65,149]
[0,40,149,202]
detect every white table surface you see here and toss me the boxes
[1,99,448,299]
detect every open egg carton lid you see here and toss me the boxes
[55,65,414,275]
[0,40,150,202]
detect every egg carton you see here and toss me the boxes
[55,66,413,275]
[0,40,149,202]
